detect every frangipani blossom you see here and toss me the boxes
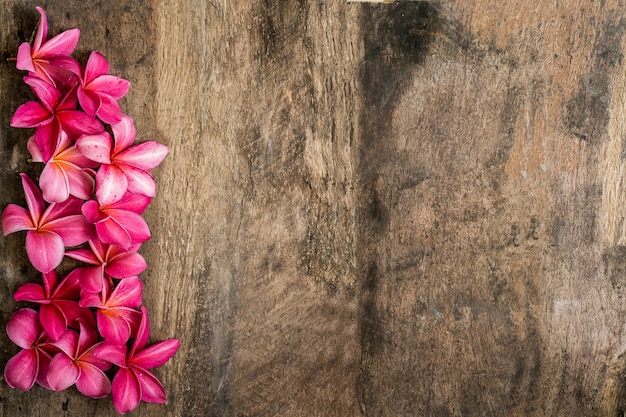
[10,77,103,161]
[4,8,177,412]
[1,174,93,273]
[77,115,169,205]
[66,237,146,293]
[16,6,81,89]
[47,319,111,398]
[95,307,180,414]
[80,276,142,346]
[77,51,130,124]
[4,308,56,391]
[14,270,90,341]
[82,192,151,250]
[28,131,98,203]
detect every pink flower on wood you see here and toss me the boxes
[14,270,91,341]
[10,77,103,161]
[81,192,151,250]
[76,115,169,205]
[16,7,81,89]
[66,237,146,293]
[96,307,180,414]
[47,319,112,398]
[1,174,94,273]
[77,51,130,124]
[79,276,143,346]
[28,131,98,203]
[4,308,56,391]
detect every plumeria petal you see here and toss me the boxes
[27,136,45,163]
[77,319,98,353]
[21,173,45,222]
[94,343,127,368]
[106,209,150,244]
[78,265,106,293]
[25,230,64,273]
[32,7,48,53]
[34,121,62,162]
[108,193,152,214]
[14,283,46,302]
[120,165,156,197]
[24,76,61,111]
[76,132,113,164]
[96,217,132,249]
[42,195,83,223]
[112,368,141,414]
[97,309,135,346]
[96,93,124,124]
[56,110,103,137]
[58,145,99,168]
[16,42,35,72]
[78,290,102,309]
[6,308,41,349]
[106,251,147,278]
[47,353,79,391]
[96,163,128,205]
[44,214,93,247]
[108,277,143,308]
[137,369,167,404]
[51,269,81,299]
[4,349,39,391]
[84,51,109,84]
[35,352,53,390]
[51,329,78,358]
[75,362,111,398]
[39,161,70,203]
[65,248,99,264]
[81,200,102,223]
[39,303,69,341]
[116,141,170,171]
[111,115,136,152]
[89,75,130,99]
[63,163,96,200]
[77,88,99,117]
[130,339,180,370]
[2,204,35,235]
[37,28,80,58]
[10,101,52,127]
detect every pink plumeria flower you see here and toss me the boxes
[66,237,146,293]
[76,115,169,205]
[1,174,94,273]
[28,130,98,203]
[77,51,130,124]
[10,77,103,161]
[80,276,143,346]
[81,192,151,250]
[47,319,112,398]
[14,270,90,341]
[4,308,57,391]
[16,7,81,89]
[96,307,180,414]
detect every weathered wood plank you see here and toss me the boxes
[1,1,626,416]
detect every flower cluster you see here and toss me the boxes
[1,7,179,414]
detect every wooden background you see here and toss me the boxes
[1,1,626,416]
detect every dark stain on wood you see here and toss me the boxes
[564,16,625,144]
[357,2,441,415]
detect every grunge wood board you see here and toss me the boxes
[1,1,626,416]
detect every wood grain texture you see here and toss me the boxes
[1,1,626,416]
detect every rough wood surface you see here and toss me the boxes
[1,1,626,416]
